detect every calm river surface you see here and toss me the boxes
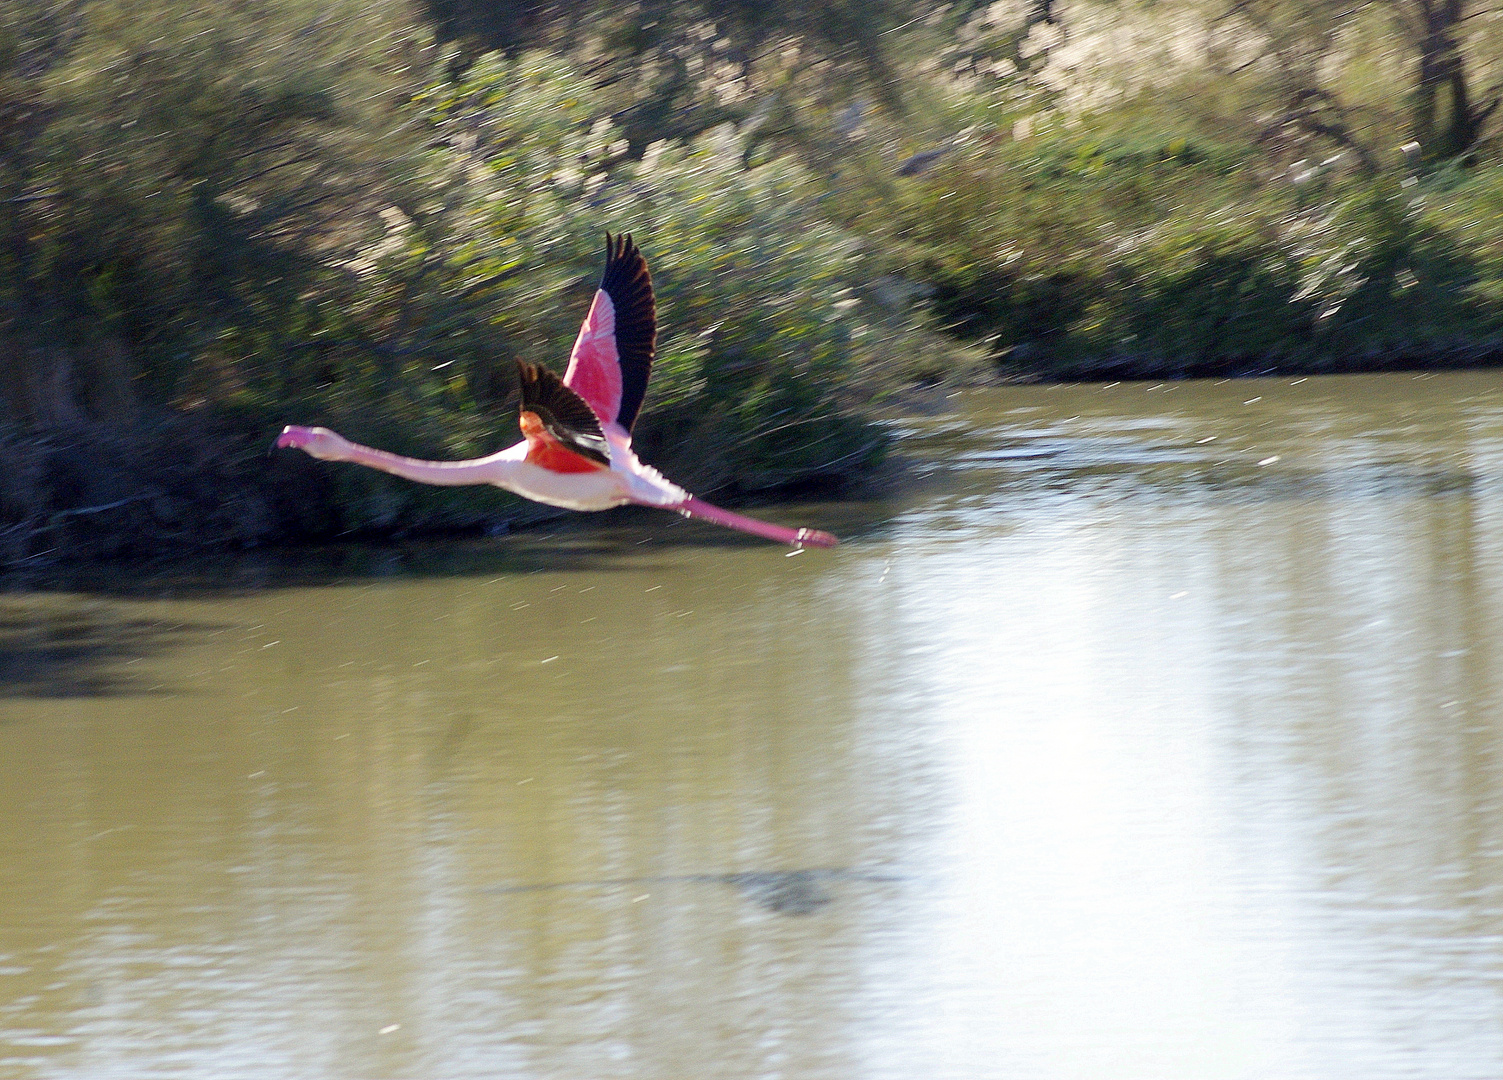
[6,372,1503,1079]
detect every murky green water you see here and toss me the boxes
[6,372,1503,1079]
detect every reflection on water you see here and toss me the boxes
[482,869,906,916]
[0,601,213,699]
[5,372,1503,1078]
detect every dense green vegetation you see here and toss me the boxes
[1,0,1501,559]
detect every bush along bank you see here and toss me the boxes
[856,137,1503,382]
[0,43,957,566]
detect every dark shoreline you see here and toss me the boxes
[7,352,1503,573]
[0,411,869,575]
[995,339,1503,384]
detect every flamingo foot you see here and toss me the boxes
[793,527,839,549]
[672,496,838,548]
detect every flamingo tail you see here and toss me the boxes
[669,496,837,548]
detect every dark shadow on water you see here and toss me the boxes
[0,499,886,697]
[0,602,219,698]
[0,499,888,601]
[482,868,906,916]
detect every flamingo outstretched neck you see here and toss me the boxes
[276,234,838,548]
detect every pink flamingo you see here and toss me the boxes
[276,234,838,548]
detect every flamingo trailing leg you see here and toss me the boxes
[275,234,838,548]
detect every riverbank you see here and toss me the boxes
[4,1,1502,569]
[8,345,1503,570]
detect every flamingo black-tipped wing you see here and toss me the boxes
[517,361,611,465]
[563,233,656,433]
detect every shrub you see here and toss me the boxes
[849,128,1503,377]
[359,55,954,496]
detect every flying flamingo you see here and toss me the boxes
[276,234,838,547]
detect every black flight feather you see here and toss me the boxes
[598,232,655,433]
[516,361,611,466]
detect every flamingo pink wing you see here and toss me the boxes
[563,233,655,433]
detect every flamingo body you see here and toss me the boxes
[276,234,837,548]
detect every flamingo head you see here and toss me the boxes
[274,425,351,461]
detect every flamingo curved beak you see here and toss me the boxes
[271,426,304,455]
